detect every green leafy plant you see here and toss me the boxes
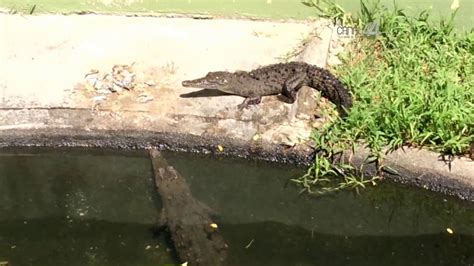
[296,0,473,194]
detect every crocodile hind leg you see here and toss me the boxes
[282,73,307,103]
[237,96,262,110]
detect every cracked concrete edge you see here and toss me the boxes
[0,127,314,166]
[345,147,474,201]
[0,121,473,201]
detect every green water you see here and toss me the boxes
[0,149,174,265]
[0,0,472,31]
[0,148,473,265]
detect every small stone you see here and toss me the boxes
[92,95,107,102]
[111,83,123,93]
[121,73,135,90]
[137,94,154,103]
[145,80,156,86]
[288,86,319,121]
[96,88,111,94]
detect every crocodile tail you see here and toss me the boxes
[308,66,353,117]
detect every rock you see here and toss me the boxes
[145,80,156,86]
[137,94,154,103]
[111,83,123,93]
[92,95,107,102]
[288,86,318,122]
[295,20,333,67]
[121,73,135,90]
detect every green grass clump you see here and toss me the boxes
[295,0,473,194]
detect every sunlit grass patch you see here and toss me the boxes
[296,0,473,194]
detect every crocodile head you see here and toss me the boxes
[182,72,236,93]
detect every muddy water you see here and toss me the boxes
[0,148,473,265]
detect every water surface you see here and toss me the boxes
[0,0,471,30]
[0,148,473,265]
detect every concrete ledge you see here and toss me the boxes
[0,127,314,166]
[1,121,473,201]
[345,147,474,201]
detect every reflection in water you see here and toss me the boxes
[0,148,473,266]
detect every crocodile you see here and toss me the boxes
[182,62,353,116]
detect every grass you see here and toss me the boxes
[294,0,473,194]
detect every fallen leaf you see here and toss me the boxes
[252,134,260,141]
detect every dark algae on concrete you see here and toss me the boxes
[182,62,353,116]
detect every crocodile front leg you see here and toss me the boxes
[282,73,307,103]
[237,96,262,110]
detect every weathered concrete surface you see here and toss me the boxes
[0,108,314,165]
[344,147,474,201]
[0,13,315,107]
[0,13,330,148]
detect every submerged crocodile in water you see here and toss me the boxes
[182,62,353,116]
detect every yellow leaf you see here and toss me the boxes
[446,228,454,234]
[217,145,224,152]
[210,223,218,229]
[252,134,260,141]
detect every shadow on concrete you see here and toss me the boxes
[180,89,232,98]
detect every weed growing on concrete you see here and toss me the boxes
[295,0,474,194]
